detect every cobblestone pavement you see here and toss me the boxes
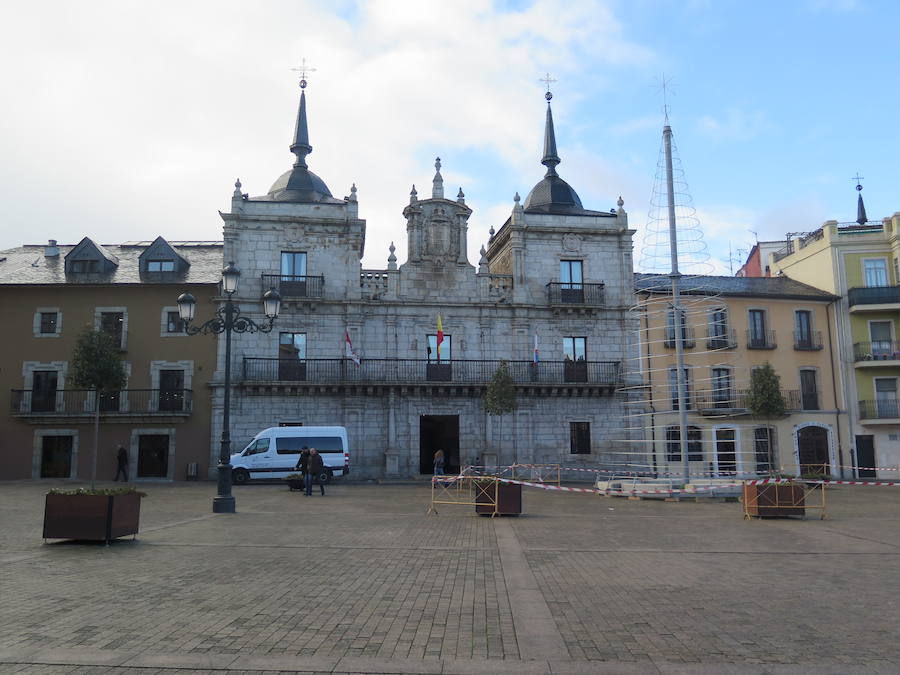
[1,479,899,674]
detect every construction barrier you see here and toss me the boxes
[427,474,499,516]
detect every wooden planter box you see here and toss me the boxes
[43,493,142,543]
[743,483,805,518]
[475,480,522,516]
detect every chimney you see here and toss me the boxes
[44,240,59,257]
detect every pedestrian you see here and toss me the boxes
[114,444,128,481]
[433,448,445,476]
[305,448,325,496]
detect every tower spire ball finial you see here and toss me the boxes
[291,57,317,89]
[540,72,556,101]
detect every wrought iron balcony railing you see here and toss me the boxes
[693,388,801,413]
[242,358,621,385]
[706,328,738,350]
[260,274,325,299]
[545,282,605,306]
[853,341,900,362]
[746,329,777,350]
[10,389,193,415]
[848,285,900,307]
[793,331,823,351]
[859,399,900,420]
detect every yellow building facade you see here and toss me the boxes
[636,275,848,479]
[770,213,900,478]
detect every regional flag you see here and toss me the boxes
[345,330,360,366]
[533,334,540,365]
[436,315,444,361]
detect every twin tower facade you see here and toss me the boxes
[214,84,639,478]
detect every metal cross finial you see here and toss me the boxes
[291,57,317,89]
[852,173,865,191]
[540,72,556,101]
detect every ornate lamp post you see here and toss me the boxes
[177,262,281,513]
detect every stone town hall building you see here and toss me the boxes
[217,84,638,479]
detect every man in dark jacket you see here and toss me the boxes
[305,448,325,496]
[114,444,128,481]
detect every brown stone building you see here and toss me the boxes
[0,237,221,481]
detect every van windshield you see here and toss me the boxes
[276,436,344,454]
[242,438,270,456]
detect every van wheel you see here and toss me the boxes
[232,468,250,485]
[317,470,332,485]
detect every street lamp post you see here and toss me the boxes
[178,262,281,513]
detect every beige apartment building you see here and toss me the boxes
[0,237,221,481]
[635,275,849,478]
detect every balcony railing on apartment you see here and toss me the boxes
[693,388,802,413]
[10,389,193,415]
[848,285,900,307]
[746,329,777,350]
[853,341,900,362]
[859,399,900,420]
[545,282,604,306]
[706,328,738,350]
[664,326,696,349]
[242,358,621,386]
[260,274,325,299]
[793,331,824,351]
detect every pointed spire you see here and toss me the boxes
[432,157,444,199]
[855,178,868,225]
[541,91,561,176]
[290,84,312,169]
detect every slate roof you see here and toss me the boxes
[0,241,223,285]
[634,273,838,301]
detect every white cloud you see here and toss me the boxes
[697,109,769,142]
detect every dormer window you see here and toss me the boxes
[147,260,176,272]
[71,260,99,274]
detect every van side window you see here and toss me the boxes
[276,437,309,454]
[306,436,343,453]
[243,438,270,456]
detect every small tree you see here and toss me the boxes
[745,363,785,474]
[69,329,126,487]
[483,360,518,465]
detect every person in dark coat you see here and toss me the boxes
[305,448,325,496]
[296,447,310,475]
[114,444,128,481]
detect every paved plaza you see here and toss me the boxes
[1,479,899,675]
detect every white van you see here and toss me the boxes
[230,426,350,485]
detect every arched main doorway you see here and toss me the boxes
[797,425,830,476]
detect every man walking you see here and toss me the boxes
[305,448,325,496]
[114,444,128,481]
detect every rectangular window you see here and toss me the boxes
[668,367,691,410]
[864,259,889,287]
[709,308,727,337]
[559,260,584,303]
[715,428,737,475]
[100,311,124,348]
[569,422,590,454]
[748,309,767,346]
[281,251,307,277]
[869,321,893,357]
[712,368,732,407]
[40,435,73,478]
[665,426,702,462]
[666,308,690,346]
[32,370,58,412]
[800,370,819,410]
[754,427,773,474]
[166,311,185,334]
[875,378,897,417]
[795,310,812,345]
[138,435,169,478]
[278,333,307,381]
[276,436,344,455]
[563,337,587,382]
[39,312,58,334]
[71,259,98,273]
[148,260,175,272]
[427,334,452,361]
[158,370,185,412]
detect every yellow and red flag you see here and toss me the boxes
[436,315,444,360]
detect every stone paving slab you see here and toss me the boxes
[1,480,899,674]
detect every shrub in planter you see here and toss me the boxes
[284,473,305,491]
[43,487,146,543]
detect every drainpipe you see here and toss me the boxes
[825,301,846,478]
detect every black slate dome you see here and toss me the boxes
[267,167,333,202]
[523,174,583,213]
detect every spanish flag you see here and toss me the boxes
[436,315,444,361]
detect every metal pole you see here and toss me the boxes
[213,293,236,513]
[664,124,690,483]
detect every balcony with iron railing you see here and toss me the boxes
[242,358,621,387]
[260,274,325,299]
[664,326,696,349]
[692,388,802,414]
[706,328,738,350]
[746,329,777,350]
[853,341,900,363]
[859,399,900,421]
[848,285,900,308]
[794,331,823,351]
[10,389,193,416]
[546,282,604,306]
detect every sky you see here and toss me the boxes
[1,0,897,274]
